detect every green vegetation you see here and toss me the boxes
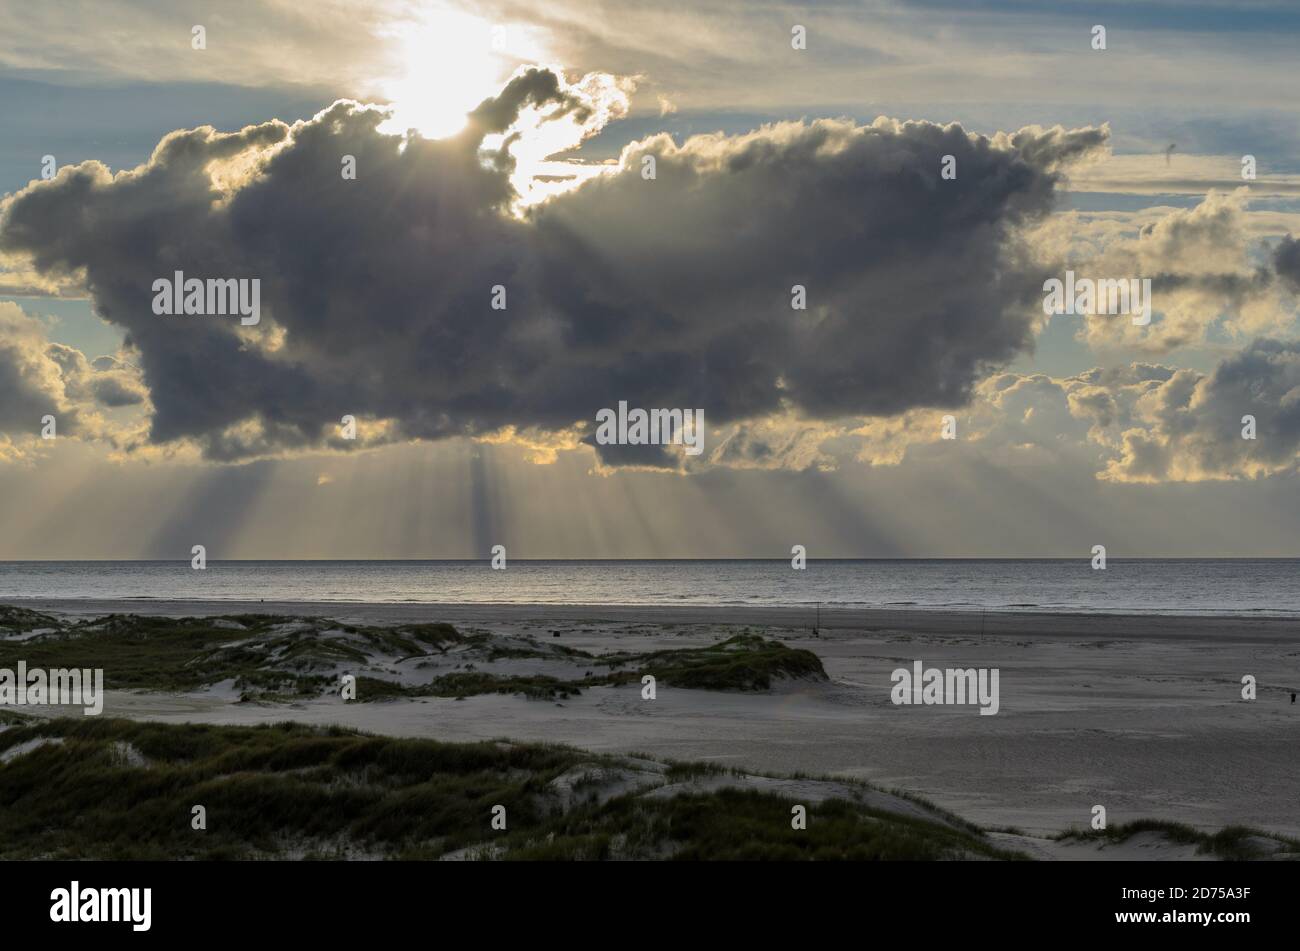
[598,634,826,691]
[422,672,582,700]
[0,607,826,703]
[1055,819,1300,860]
[0,715,1015,860]
[0,605,60,633]
[356,672,582,701]
[662,760,730,782]
[356,634,827,701]
[0,610,360,696]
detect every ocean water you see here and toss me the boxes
[0,559,1297,615]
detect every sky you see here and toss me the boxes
[0,0,1298,558]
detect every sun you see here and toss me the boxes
[373,4,628,211]
[378,6,542,139]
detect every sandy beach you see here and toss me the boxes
[10,598,1300,839]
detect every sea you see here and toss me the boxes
[0,559,1297,616]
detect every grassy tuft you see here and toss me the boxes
[0,715,1010,861]
[1054,819,1300,859]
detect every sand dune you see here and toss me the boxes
[9,599,1300,842]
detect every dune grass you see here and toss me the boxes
[0,714,1013,860]
[1054,819,1300,860]
[0,607,825,702]
[0,605,61,632]
[597,634,827,691]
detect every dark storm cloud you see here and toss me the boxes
[537,120,1105,426]
[583,434,677,470]
[467,66,593,135]
[0,71,1108,462]
[88,374,147,408]
[1275,234,1300,293]
[1149,269,1274,297]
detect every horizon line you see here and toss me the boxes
[3,556,1298,563]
